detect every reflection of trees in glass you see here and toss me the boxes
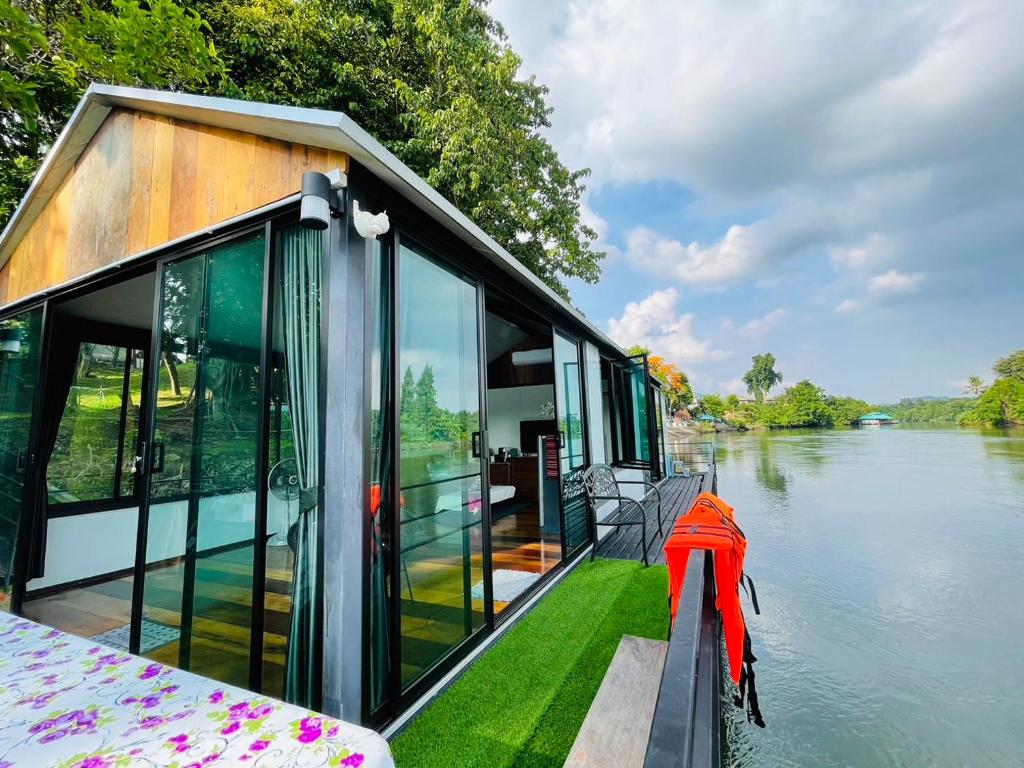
[399,365,475,447]
[49,344,139,503]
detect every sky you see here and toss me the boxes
[488,0,1024,403]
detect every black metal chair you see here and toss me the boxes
[582,464,664,566]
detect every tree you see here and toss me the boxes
[960,378,1024,426]
[993,350,1024,383]
[778,380,833,427]
[413,364,438,438]
[647,355,693,412]
[742,353,783,403]
[965,376,986,396]
[700,393,726,419]
[726,394,740,412]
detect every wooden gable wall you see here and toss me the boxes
[0,108,349,307]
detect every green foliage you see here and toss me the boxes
[0,0,47,125]
[960,378,1024,426]
[699,393,726,419]
[742,352,783,403]
[1,0,223,222]
[55,0,224,90]
[0,0,602,299]
[825,395,872,426]
[726,394,740,411]
[879,397,976,424]
[993,350,1024,383]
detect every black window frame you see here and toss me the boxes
[45,319,152,518]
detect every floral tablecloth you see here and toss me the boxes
[0,613,395,768]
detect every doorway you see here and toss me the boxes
[15,222,324,703]
[483,304,561,612]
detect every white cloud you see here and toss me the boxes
[739,308,787,337]
[834,298,861,314]
[606,288,730,364]
[868,270,925,293]
[623,210,831,287]
[492,0,1024,294]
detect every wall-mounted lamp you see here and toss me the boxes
[0,327,22,355]
[299,169,347,230]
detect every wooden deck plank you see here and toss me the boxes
[564,635,669,768]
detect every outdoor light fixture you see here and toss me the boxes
[0,328,22,355]
[299,169,346,230]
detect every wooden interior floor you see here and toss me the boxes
[22,544,295,696]
[399,505,561,685]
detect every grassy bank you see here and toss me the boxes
[390,559,669,768]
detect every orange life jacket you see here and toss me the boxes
[664,491,765,727]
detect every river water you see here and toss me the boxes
[673,426,1024,768]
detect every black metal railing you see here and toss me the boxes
[644,548,722,768]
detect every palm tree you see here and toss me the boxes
[965,376,985,396]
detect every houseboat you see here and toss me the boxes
[0,85,673,729]
[858,412,897,426]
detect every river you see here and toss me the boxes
[672,426,1024,768]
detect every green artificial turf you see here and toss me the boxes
[390,558,669,768]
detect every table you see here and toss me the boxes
[0,613,395,768]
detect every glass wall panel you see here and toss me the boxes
[368,236,392,711]
[397,241,484,690]
[48,343,143,505]
[627,357,651,462]
[554,332,589,555]
[141,233,265,688]
[0,307,44,611]
[555,334,587,473]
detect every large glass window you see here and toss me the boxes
[47,343,144,505]
[397,241,484,690]
[141,233,265,688]
[368,236,392,712]
[554,332,589,556]
[0,307,44,611]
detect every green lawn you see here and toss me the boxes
[390,558,670,768]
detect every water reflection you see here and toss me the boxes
[710,426,1024,768]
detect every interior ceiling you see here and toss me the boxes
[56,271,156,330]
[485,311,531,362]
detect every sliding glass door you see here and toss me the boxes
[396,239,486,691]
[0,307,45,612]
[137,233,267,687]
[553,331,589,557]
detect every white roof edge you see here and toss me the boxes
[0,83,624,355]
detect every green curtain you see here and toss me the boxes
[281,227,322,707]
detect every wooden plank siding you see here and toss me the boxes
[1,108,349,307]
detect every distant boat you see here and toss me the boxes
[858,411,897,426]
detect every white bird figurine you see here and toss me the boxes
[353,200,390,239]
